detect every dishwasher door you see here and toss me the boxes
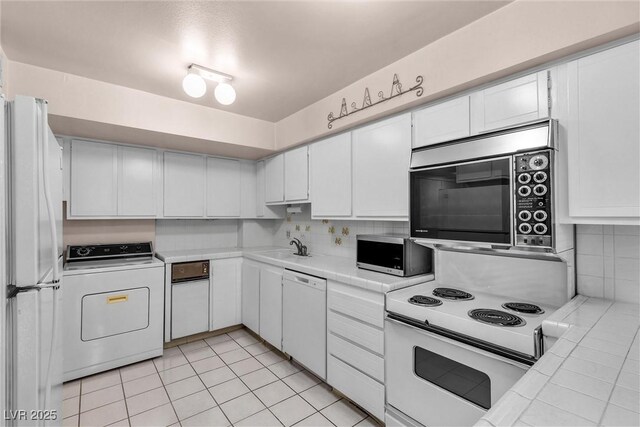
[282,270,327,380]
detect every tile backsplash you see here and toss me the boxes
[576,225,640,302]
[272,205,408,259]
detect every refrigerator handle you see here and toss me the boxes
[37,100,60,285]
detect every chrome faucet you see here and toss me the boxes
[290,238,308,256]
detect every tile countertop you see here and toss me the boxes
[476,296,640,427]
[155,246,434,293]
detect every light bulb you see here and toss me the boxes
[214,82,236,105]
[182,74,206,98]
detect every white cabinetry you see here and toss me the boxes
[164,152,205,217]
[210,258,242,331]
[118,146,157,217]
[284,146,309,202]
[241,260,261,334]
[70,140,118,216]
[470,71,549,133]
[259,266,283,350]
[265,154,284,204]
[326,281,385,420]
[310,133,352,217]
[565,40,640,221]
[413,96,470,148]
[353,113,411,218]
[206,157,240,217]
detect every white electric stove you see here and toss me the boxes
[385,281,559,427]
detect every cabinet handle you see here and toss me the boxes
[107,295,128,304]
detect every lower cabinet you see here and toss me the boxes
[171,279,210,339]
[259,266,283,350]
[241,260,261,334]
[326,281,385,420]
[210,258,242,331]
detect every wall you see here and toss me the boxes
[6,61,275,160]
[575,225,640,302]
[155,219,239,252]
[274,1,640,149]
[272,205,408,259]
[63,217,156,247]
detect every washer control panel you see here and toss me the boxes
[514,150,553,248]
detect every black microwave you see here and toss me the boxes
[356,234,433,277]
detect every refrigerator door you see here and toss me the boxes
[10,276,62,426]
[10,95,63,287]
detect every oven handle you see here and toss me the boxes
[386,312,537,366]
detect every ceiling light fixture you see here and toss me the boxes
[182,64,236,105]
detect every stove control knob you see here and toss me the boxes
[518,174,531,184]
[533,184,547,196]
[534,223,548,235]
[519,223,532,234]
[533,171,547,183]
[518,211,532,221]
[76,247,91,257]
[529,154,549,170]
[534,210,548,221]
[518,186,532,197]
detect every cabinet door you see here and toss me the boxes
[241,260,260,334]
[567,41,640,218]
[206,157,241,217]
[284,146,309,202]
[259,266,283,350]
[118,146,156,216]
[471,71,549,133]
[163,152,205,217]
[171,279,210,339]
[310,133,351,217]
[413,96,470,148]
[353,114,411,218]
[210,258,241,331]
[70,140,118,216]
[240,161,257,218]
[265,154,284,203]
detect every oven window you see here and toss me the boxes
[414,346,491,409]
[410,158,511,243]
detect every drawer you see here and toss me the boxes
[328,355,385,421]
[82,287,149,341]
[327,282,384,328]
[328,310,383,355]
[328,333,384,382]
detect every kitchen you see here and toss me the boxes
[0,1,639,427]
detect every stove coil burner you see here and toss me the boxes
[432,287,474,301]
[408,295,443,307]
[502,302,545,315]
[468,309,526,327]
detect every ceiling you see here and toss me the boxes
[1,1,510,122]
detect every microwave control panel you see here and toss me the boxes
[514,150,553,249]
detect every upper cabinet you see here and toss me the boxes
[265,154,284,204]
[284,146,309,202]
[118,146,158,217]
[470,71,549,134]
[413,96,470,149]
[353,113,412,218]
[164,152,205,217]
[310,133,352,217]
[565,40,639,221]
[70,140,118,216]
[69,140,157,217]
[206,157,241,217]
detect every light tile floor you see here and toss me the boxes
[62,328,380,427]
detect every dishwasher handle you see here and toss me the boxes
[283,269,326,291]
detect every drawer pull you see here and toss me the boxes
[107,295,128,304]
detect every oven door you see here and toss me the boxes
[410,157,513,245]
[385,317,528,427]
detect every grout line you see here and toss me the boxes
[117,370,131,426]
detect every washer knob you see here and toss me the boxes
[76,247,91,257]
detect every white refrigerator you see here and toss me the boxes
[1,95,63,426]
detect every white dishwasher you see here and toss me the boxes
[171,261,210,339]
[282,269,327,380]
